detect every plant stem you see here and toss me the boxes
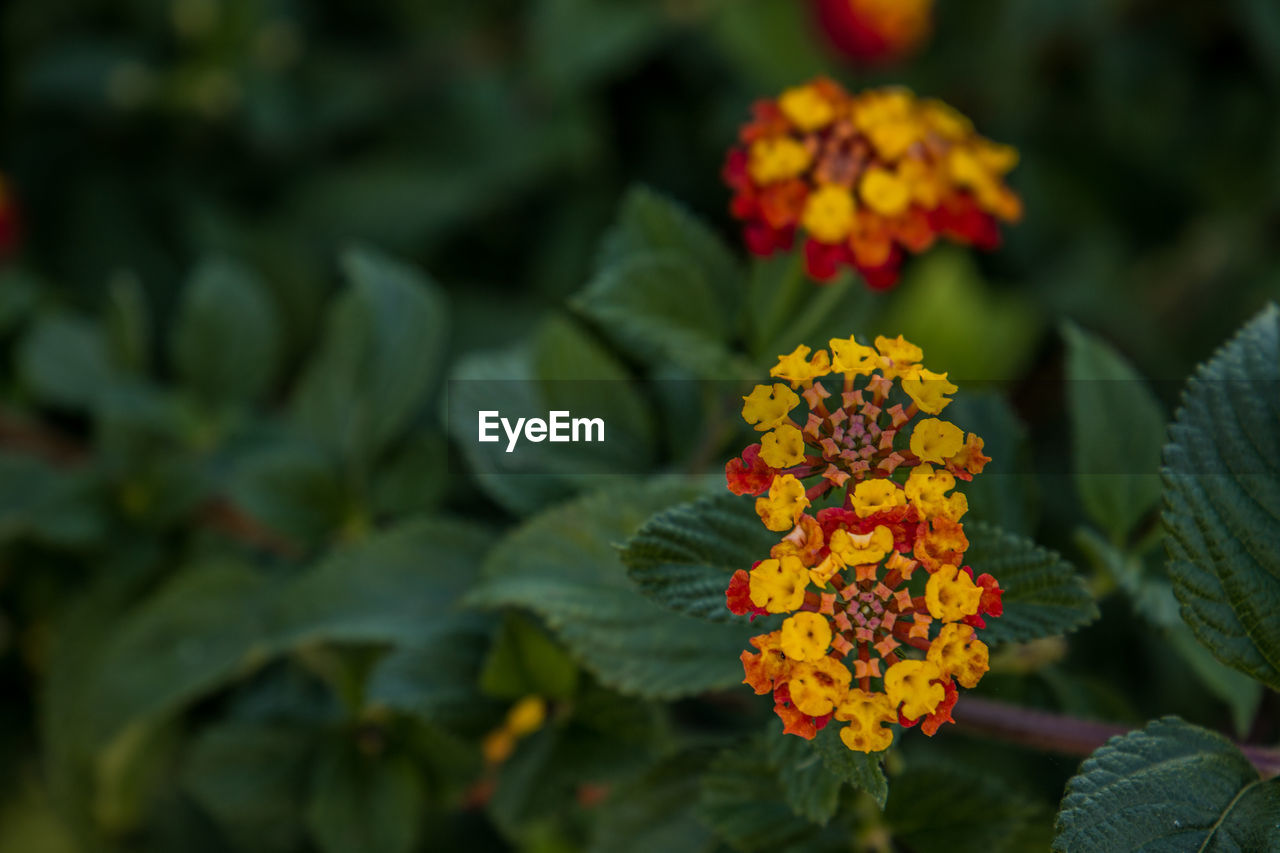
[954,696,1280,778]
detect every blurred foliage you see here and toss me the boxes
[1,0,1278,851]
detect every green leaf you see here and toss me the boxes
[305,745,424,853]
[1063,322,1166,543]
[479,612,580,700]
[767,728,842,825]
[1076,530,1263,736]
[964,522,1098,646]
[572,252,744,377]
[181,722,312,853]
[85,520,491,745]
[1053,717,1280,852]
[0,454,106,548]
[621,493,777,622]
[698,744,817,851]
[291,246,448,462]
[1163,304,1280,691]
[588,752,715,853]
[886,763,1039,853]
[597,186,742,308]
[364,615,498,730]
[172,257,280,405]
[227,442,348,545]
[466,481,754,699]
[810,724,887,809]
[17,314,119,409]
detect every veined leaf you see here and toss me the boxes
[466,481,753,699]
[290,246,447,463]
[698,744,817,852]
[572,251,745,378]
[810,724,887,809]
[172,257,280,406]
[1053,717,1280,852]
[767,727,842,825]
[621,493,777,622]
[1163,304,1280,691]
[597,185,742,308]
[965,522,1098,646]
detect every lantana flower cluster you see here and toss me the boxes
[722,79,1021,288]
[813,0,933,65]
[724,335,1002,752]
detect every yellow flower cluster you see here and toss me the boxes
[724,79,1021,287]
[727,335,1002,752]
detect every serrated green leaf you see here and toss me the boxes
[1053,717,1280,852]
[767,727,842,825]
[965,522,1098,646]
[810,724,887,809]
[698,744,817,852]
[588,752,716,853]
[597,186,742,308]
[886,763,1040,853]
[305,746,424,853]
[573,252,745,377]
[1064,322,1166,543]
[467,481,753,699]
[1076,529,1263,735]
[172,257,280,406]
[291,246,447,462]
[1163,304,1280,691]
[621,493,777,622]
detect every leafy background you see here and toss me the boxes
[1,0,1278,851]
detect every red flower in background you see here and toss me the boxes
[813,0,934,65]
[0,175,19,259]
[723,80,1022,287]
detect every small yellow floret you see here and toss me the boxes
[927,623,989,688]
[755,473,810,531]
[873,335,923,378]
[910,418,965,464]
[749,555,809,613]
[850,479,907,518]
[788,656,852,716]
[742,383,800,431]
[884,659,945,720]
[829,335,879,375]
[829,526,894,565]
[780,612,833,661]
[770,344,832,386]
[860,167,912,217]
[925,564,983,623]
[760,424,806,468]
[902,368,958,414]
[748,137,812,184]
[802,185,856,244]
[779,84,836,132]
